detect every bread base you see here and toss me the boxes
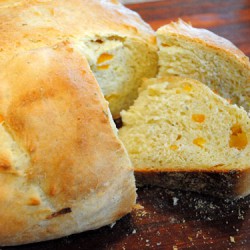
[135,169,250,199]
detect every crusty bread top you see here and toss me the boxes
[157,19,250,68]
[0,42,135,243]
[0,0,156,60]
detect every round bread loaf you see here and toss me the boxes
[0,42,136,246]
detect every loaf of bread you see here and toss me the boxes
[0,42,136,246]
[0,0,158,118]
[157,20,250,112]
[119,76,250,198]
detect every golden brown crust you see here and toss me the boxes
[0,0,156,62]
[157,19,250,68]
[135,163,250,173]
[0,42,136,246]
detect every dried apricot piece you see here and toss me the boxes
[229,124,247,150]
[193,137,206,148]
[183,84,192,92]
[231,123,242,135]
[170,145,178,150]
[192,114,205,123]
[97,53,113,64]
[161,43,169,47]
[97,65,110,70]
[28,197,40,206]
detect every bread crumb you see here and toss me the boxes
[173,197,179,206]
[230,236,235,243]
[136,210,148,217]
[132,229,136,234]
[196,230,202,238]
[133,203,144,210]
[238,208,244,219]
[156,242,161,246]
[110,222,116,229]
[173,246,178,250]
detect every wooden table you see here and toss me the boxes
[4,1,250,249]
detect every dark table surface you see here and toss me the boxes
[4,0,250,249]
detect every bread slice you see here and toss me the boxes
[157,20,250,112]
[0,0,158,118]
[0,42,136,246]
[119,76,250,199]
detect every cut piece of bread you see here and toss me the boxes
[0,42,136,246]
[119,76,250,199]
[0,0,158,118]
[157,20,250,112]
